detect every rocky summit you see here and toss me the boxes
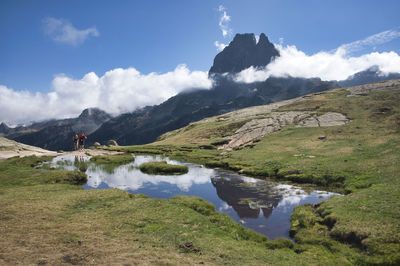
[209,33,279,74]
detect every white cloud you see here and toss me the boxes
[235,34,400,83]
[218,5,232,37]
[214,41,227,51]
[0,65,212,125]
[235,29,400,83]
[43,17,99,46]
[337,28,400,55]
[214,5,232,51]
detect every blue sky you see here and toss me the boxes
[1,0,400,125]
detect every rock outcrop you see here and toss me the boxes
[209,33,279,74]
[108,140,118,146]
[220,111,349,150]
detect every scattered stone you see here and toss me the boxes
[179,242,201,253]
[318,136,326,140]
[93,142,101,147]
[108,140,118,146]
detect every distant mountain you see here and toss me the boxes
[0,123,11,135]
[339,66,400,87]
[10,108,111,151]
[209,33,279,74]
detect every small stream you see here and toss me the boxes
[52,154,339,240]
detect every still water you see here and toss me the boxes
[52,154,339,239]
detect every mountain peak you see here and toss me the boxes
[0,122,11,134]
[78,108,112,121]
[257,33,269,46]
[209,33,279,75]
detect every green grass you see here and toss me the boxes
[90,153,134,165]
[89,153,135,173]
[107,86,400,264]
[0,156,87,187]
[139,161,189,175]
[3,83,400,264]
[0,155,359,265]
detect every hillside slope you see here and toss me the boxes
[0,137,57,160]
[111,79,400,264]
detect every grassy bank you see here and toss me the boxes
[1,155,364,265]
[107,85,400,264]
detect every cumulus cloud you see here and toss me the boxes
[0,65,212,125]
[214,5,232,51]
[235,29,400,83]
[43,17,99,46]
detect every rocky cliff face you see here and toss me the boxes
[209,33,279,74]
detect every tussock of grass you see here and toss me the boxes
[139,161,188,175]
[89,153,135,173]
[90,153,134,165]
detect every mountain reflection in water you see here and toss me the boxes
[51,155,339,239]
[211,173,282,219]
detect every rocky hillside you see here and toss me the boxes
[87,33,337,147]
[0,137,57,160]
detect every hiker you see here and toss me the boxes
[79,132,87,151]
[73,134,79,151]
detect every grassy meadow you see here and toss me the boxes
[108,85,400,264]
[1,83,399,264]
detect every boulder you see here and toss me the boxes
[108,140,118,146]
[93,142,101,147]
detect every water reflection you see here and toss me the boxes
[51,155,339,239]
[211,173,282,219]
